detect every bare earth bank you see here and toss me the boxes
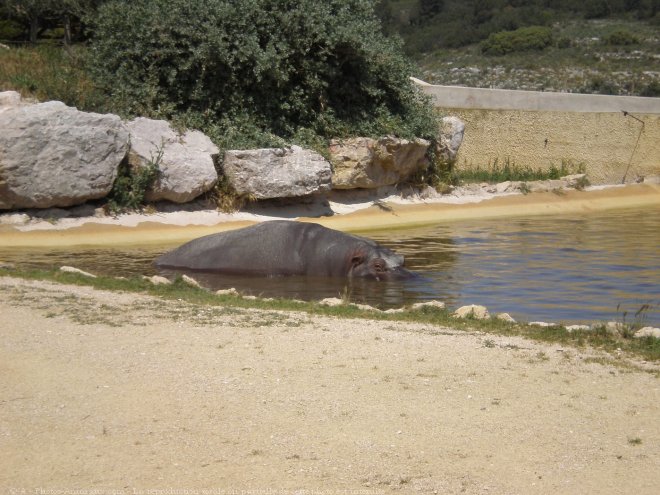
[1,277,658,494]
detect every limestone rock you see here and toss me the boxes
[353,303,379,311]
[496,312,516,323]
[222,146,331,200]
[561,174,588,188]
[529,321,552,327]
[182,274,202,288]
[0,101,128,209]
[0,91,24,114]
[216,288,240,296]
[319,297,344,307]
[143,275,172,286]
[633,327,660,339]
[319,298,379,311]
[411,300,446,311]
[59,266,96,278]
[437,116,465,162]
[384,307,406,314]
[565,324,591,332]
[0,212,30,225]
[329,136,430,189]
[453,305,490,319]
[126,117,219,203]
[528,179,567,193]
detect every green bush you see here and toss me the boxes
[480,26,553,56]
[106,152,161,215]
[0,19,24,40]
[604,29,640,45]
[87,0,438,148]
[640,80,660,97]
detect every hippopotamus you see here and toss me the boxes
[155,220,414,280]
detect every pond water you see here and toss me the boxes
[1,207,658,325]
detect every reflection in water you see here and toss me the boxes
[158,269,418,308]
[1,207,658,324]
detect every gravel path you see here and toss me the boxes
[1,276,659,494]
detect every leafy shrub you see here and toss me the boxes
[87,0,438,148]
[555,36,572,49]
[480,26,553,56]
[582,75,619,95]
[640,80,660,97]
[105,151,161,214]
[0,19,24,40]
[604,29,640,45]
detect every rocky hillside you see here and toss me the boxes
[378,1,660,96]
[416,18,660,96]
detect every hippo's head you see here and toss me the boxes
[348,245,414,280]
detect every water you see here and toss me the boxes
[1,207,658,325]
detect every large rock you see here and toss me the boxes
[126,117,219,203]
[0,98,129,209]
[329,136,430,189]
[437,116,465,162]
[0,91,24,114]
[222,146,332,199]
[452,304,490,320]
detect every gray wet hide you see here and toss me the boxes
[155,220,414,280]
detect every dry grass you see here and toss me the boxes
[0,44,103,110]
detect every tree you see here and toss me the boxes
[1,0,105,43]
[2,0,53,41]
[88,0,438,147]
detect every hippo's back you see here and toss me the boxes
[154,220,361,276]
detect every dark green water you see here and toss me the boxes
[1,207,658,325]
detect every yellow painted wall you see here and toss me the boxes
[443,108,660,184]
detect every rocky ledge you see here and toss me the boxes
[0,91,465,212]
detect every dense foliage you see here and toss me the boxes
[85,0,438,149]
[480,26,553,56]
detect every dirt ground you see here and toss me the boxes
[1,276,658,495]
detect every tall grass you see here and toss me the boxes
[0,43,104,111]
[455,158,585,184]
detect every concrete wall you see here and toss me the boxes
[418,83,660,184]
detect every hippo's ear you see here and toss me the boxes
[350,254,365,267]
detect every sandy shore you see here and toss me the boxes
[1,276,659,494]
[1,183,659,247]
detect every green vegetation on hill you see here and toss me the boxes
[378,0,659,53]
[378,0,660,96]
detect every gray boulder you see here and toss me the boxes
[0,91,24,114]
[329,136,430,189]
[453,304,490,320]
[222,146,332,199]
[0,100,128,209]
[126,117,219,203]
[437,116,465,162]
